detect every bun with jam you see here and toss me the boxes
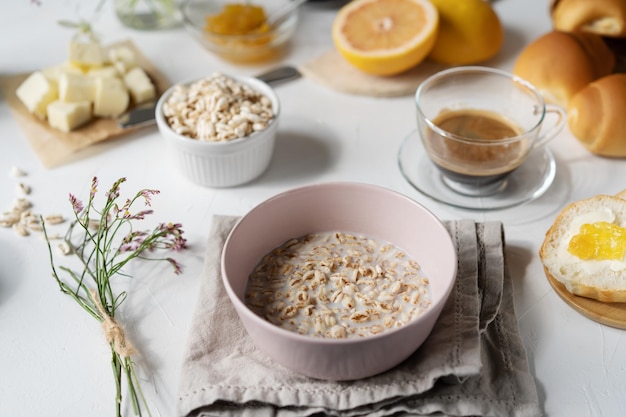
[567,73,626,157]
[551,0,626,38]
[540,192,626,303]
[512,30,615,107]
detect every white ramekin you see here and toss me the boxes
[155,75,280,188]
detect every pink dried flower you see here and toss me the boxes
[90,177,98,200]
[158,222,188,251]
[106,177,126,202]
[167,257,184,275]
[119,231,148,253]
[139,189,160,206]
[69,193,84,214]
[120,198,133,215]
[119,241,140,253]
[131,210,153,220]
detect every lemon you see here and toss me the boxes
[428,0,504,65]
[332,0,439,76]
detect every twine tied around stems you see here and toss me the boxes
[90,289,136,358]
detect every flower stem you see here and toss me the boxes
[111,346,123,417]
[42,177,186,416]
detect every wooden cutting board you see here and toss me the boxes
[0,39,170,168]
[298,49,447,97]
[546,270,626,329]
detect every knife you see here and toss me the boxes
[116,65,301,129]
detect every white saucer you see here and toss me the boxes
[398,130,557,211]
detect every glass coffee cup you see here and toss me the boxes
[415,66,566,197]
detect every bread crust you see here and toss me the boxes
[552,0,626,37]
[540,194,626,303]
[543,266,626,303]
[513,31,615,107]
[567,73,626,157]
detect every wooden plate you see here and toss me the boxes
[546,270,626,329]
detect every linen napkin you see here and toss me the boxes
[178,216,541,417]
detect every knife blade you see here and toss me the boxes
[116,65,301,129]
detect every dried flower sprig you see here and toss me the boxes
[42,177,187,417]
[55,0,108,42]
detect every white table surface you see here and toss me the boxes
[1,1,625,416]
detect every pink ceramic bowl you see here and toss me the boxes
[221,182,457,381]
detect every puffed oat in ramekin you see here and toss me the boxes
[155,73,279,188]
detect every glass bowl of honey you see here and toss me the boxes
[182,0,299,64]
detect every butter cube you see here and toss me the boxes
[113,60,137,75]
[41,62,84,87]
[59,73,96,103]
[93,77,129,118]
[87,65,119,79]
[16,71,59,119]
[69,40,105,70]
[47,100,92,132]
[123,67,156,104]
[108,46,136,65]
[108,46,137,74]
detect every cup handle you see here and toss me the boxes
[534,104,567,148]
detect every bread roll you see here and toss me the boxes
[567,73,626,157]
[552,0,626,37]
[540,194,626,303]
[513,31,615,107]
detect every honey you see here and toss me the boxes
[205,3,270,36]
[202,3,281,64]
[568,221,626,261]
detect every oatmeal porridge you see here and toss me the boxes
[244,231,432,339]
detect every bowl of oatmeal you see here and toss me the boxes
[155,72,279,188]
[221,182,457,380]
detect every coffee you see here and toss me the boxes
[424,109,529,187]
[415,67,567,200]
